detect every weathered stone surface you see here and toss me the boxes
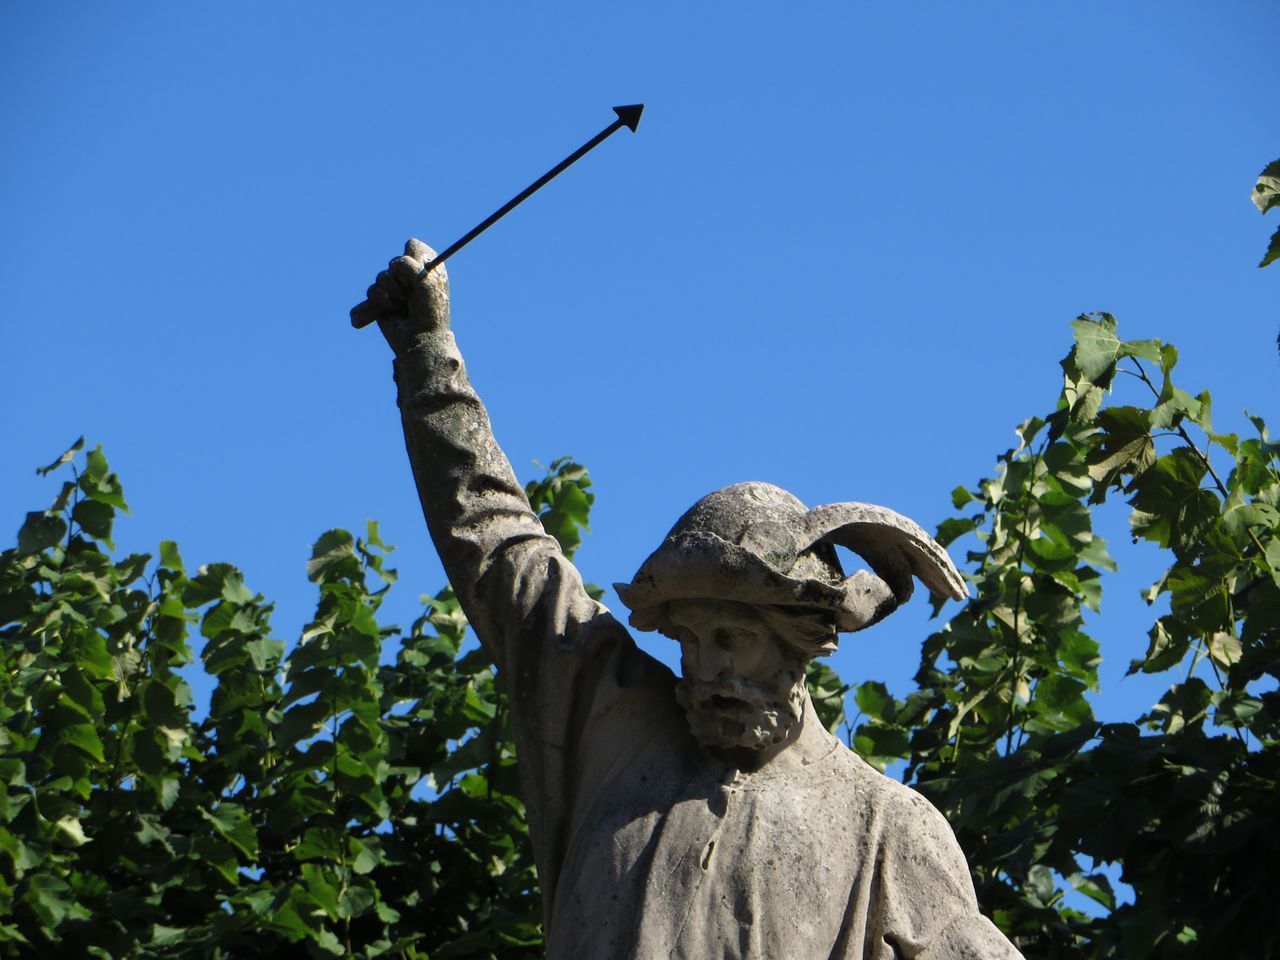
[355,239,1025,959]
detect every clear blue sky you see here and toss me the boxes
[2,3,1276,727]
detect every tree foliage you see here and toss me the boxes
[849,315,1280,957]
[0,450,606,957]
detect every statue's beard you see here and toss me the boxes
[675,668,806,752]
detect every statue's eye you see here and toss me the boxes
[713,631,740,652]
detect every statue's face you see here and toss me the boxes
[667,599,808,753]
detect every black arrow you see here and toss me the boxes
[352,103,644,329]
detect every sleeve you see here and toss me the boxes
[871,788,1026,960]
[392,329,595,666]
[391,329,671,911]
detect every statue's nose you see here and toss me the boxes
[681,638,725,683]
[698,641,739,680]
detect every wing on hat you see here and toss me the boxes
[795,502,968,603]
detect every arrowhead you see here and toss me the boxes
[612,104,644,132]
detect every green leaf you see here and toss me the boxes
[349,838,380,875]
[1221,489,1279,538]
[1026,535,1077,572]
[1034,674,1090,723]
[53,816,90,847]
[294,827,342,862]
[526,458,595,559]
[71,499,114,543]
[55,722,106,762]
[21,874,86,927]
[1128,450,1219,555]
[35,437,85,476]
[62,665,106,716]
[1129,618,1192,675]
[1044,440,1092,496]
[1213,691,1263,724]
[1266,539,1280,586]
[337,879,376,919]
[374,900,401,924]
[1206,632,1242,670]
[244,636,285,672]
[1068,314,1160,384]
[1166,564,1228,623]
[310,928,345,955]
[1252,159,1280,214]
[114,552,150,585]
[1149,385,1204,432]
[1062,370,1109,422]
[854,681,895,722]
[269,895,318,942]
[1079,534,1117,574]
[805,660,849,731]
[300,863,341,921]
[17,512,67,555]
[308,529,361,584]
[1260,224,1280,269]
[1086,405,1158,496]
[936,516,980,548]
[130,729,170,776]
[853,725,910,768]
[78,446,128,510]
[183,563,254,605]
[1068,871,1116,910]
[1151,679,1211,734]
[199,803,258,859]
[201,600,262,641]
[140,677,192,729]
[1071,315,1124,381]
[277,699,331,745]
[364,519,393,552]
[350,603,381,640]
[192,834,240,884]
[47,480,76,515]
[1058,629,1102,683]
[149,925,190,947]
[159,540,184,572]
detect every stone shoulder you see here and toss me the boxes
[826,740,970,862]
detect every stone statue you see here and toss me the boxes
[354,240,1025,960]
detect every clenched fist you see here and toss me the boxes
[350,238,450,354]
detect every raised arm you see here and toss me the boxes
[352,239,599,670]
[354,242,673,915]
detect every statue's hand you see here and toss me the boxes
[350,238,449,353]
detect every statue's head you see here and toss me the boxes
[614,482,967,754]
[664,597,820,752]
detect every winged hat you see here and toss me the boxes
[614,482,967,651]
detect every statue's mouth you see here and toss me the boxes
[710,694,748,713]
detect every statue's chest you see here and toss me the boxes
[550,743,869,960]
